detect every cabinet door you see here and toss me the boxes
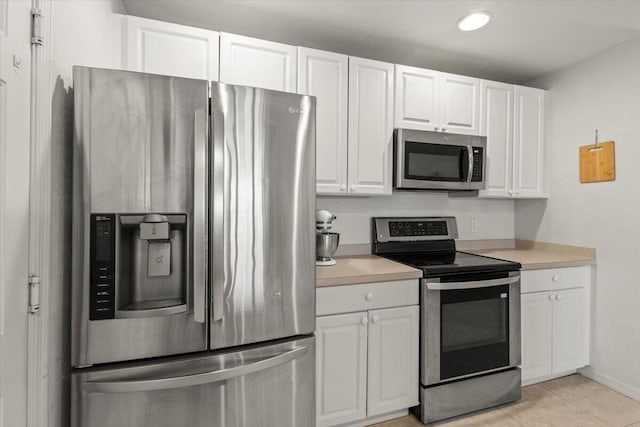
[552,287,588,373]
[479,80,514,198]
[367,306,419,417]
[298,48,348,195]
[124,16,219,81]
[513,86,545,197]
[521,292,553,383]
[316,312,368,427]
[394,64,439,131]
[220,33,296,92]
[348,56,394,195]
[439,73,480,135]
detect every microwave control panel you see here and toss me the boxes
[90,214,116,320]
[471,147,484,182]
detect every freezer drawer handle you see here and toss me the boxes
[426,275,519,290]
[83,346,308,393]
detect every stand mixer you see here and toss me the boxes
[316,210,339,266]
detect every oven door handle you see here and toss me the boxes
[426,275,519,290]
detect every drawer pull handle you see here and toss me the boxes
[552,275,559,282]
[365,292,374,301]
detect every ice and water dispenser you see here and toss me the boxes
[90,213,188,320]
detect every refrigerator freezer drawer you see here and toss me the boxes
[72,336,315,427]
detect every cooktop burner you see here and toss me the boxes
[382,251,520,277]
[371,217,521,277]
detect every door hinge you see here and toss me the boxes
[31,8,44,46]
[28,275,41,314]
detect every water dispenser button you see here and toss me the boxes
[148,242,171,277]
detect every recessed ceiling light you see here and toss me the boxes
[457,12,492,32]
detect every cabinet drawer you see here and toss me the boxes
[521,266,589,293]
[317,280,419,316]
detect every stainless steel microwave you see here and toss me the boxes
[393,128,486,191]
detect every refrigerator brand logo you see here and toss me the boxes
[288,106,306,114]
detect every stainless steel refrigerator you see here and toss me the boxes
[70,67,316,427]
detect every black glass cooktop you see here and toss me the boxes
[382,251,521,277]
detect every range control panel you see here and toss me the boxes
[471,147,484,182]
[373,217,459,243]
[90,214,116,320]
[389,220,448,237]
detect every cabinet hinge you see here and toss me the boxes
[28,275,41,314]
[31,8,44,46]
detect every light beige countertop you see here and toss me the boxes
[316,255,422,287]
[464,240,596,270]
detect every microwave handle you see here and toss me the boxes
[466,145,474,183]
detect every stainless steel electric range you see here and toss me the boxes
[371,217,522,423]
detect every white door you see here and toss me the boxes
[479,80,514,198]
[348,56,394,195]
[521,292,553,383]
[367,305,419,417]
[513,86,545,198]
[394,64,439,131]
[552,288,588,373]
[0,0,31,424]
[439,73,480,135]
[220,33,296,92]
[316,312,368,427]
[124,16,219,81]
[298,47,348,195]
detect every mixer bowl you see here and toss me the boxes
[316,232,339,261]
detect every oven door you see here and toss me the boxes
[421,271,520,386]
[394,129,472,190]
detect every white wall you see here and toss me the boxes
[516,36,640,399]
[48,1,124,426]
[318,194,515,245]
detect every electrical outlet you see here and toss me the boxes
[471,219,479,233]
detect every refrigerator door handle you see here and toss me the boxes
[193,109,207,323]
[211,108,225,322]
[83,345,308,393]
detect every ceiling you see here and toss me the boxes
[121,0,640,84]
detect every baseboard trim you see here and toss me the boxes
[335,409,408,427]
[580,366,640,402]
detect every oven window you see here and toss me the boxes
[440,285,509,380]
[404,141,466,182]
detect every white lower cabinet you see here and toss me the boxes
[316,312,368,426]
[521,267,590,384]
[366,306,419,417]
[316,280,419,426]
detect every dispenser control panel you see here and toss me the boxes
[90,214,116,320]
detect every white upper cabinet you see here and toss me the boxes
[394,64,439,131]
[513,86,545,198]
[394,66,480,135]
[479,80,514,197]
[348,56,394,195]
[479,83,546,199]
[439,73,481,135]
[124,16,219,81]
[220,33,297,92]
[298,48,349,195]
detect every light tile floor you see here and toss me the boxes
[369,375,640,427]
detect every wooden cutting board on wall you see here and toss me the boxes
[579,141,615,183]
